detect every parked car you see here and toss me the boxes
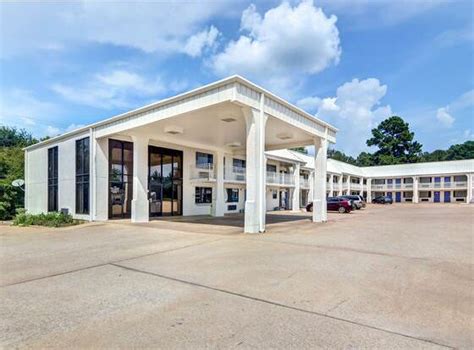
[306,197,352,213]
[372,195,393,204]
[340,195,366,209]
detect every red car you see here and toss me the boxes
[306,197,352,213]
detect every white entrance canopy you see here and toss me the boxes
[25,75,337,233]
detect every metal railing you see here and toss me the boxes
[189,163,216,181]
[300,177,310,188]
[266,172,295,186]
[224,166,246,182]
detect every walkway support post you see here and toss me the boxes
[312,137,328,222]
[329,174,334,196]
[243,95,267,233]
[292,162,301,211]
[413,176,419,203]
[212,151,225,216]
[131,136,150,223]
[366,179,372,203]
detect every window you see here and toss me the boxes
[76,137,90,214]
[272,190,277,199]
[266,164,277,173]
[419,191,431,198]
[403,191,413,198]
[48,146,59,212]
[453,191,467,198]
[226,188,239,203]
[196,152,213,168]
[195,187,212,204]
[233,158,246,169]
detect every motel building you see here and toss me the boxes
[23,76,474,233]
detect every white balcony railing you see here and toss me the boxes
[351,183,362,190]
[224,167,246,182]
[189,164,216,181]
[300,177,310,188]
[281,173,294,186]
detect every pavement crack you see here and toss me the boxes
[109,263,454,350]
[325,298,348,313]
[0,238,223,288]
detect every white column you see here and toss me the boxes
[467,173,473,203]
[131,136,149,223]
[308,171,314,205]
[338,175,343,196]
[366,179,372,203]
[312,137,328,223]
[292,162,301,211]
[212,151,225,216]
[347,175,351,195]
[243,103,267,233]
[329,174,334,196]
[413,176,419,203]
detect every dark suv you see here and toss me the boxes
[372,195,393,204]
[306,197,352,213]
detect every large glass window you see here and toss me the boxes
[195,187,212,204]
[109,140,133,219]
[196,152,213,168]
[48,146,58,212]
[76,137,90,214]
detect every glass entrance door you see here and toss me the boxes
[148,146,183,217]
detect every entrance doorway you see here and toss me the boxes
[109,140,134,219]
[149,146,183,217]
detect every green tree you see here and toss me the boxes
[355,152,374,166]
[327,149,357,165]
[0,127,38,220]
[367,116,423,165]
[290,147,308,154]
[445,141,474,160]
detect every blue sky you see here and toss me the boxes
[0,0,473,155]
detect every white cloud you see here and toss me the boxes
[52,69,184,109]
[436,107,454,127]
[0,1,226,57]
[183,26,220,57]
[295,96,322,112]
[0,89,66,137]
[435,89,474,128]
[302,78,392,155]
[210,1,341,95]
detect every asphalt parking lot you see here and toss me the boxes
[1,204,472,349]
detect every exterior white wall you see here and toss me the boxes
[25,131,91,219]
[25,146,48,214]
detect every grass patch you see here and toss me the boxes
[13,210,83,228]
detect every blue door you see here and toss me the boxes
[434,191,440,203]
[387,192,392,198]
[395,192,401,202]
[444,191,451,203]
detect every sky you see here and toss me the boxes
[0,0,473,156]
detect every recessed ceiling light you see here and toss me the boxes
[164,126,184,135]
[221,117,237,123]
[277,132,293,140]
[226,142,241,148]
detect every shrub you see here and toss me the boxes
[12,210,81,227]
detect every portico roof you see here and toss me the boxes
[25,75,337,151]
